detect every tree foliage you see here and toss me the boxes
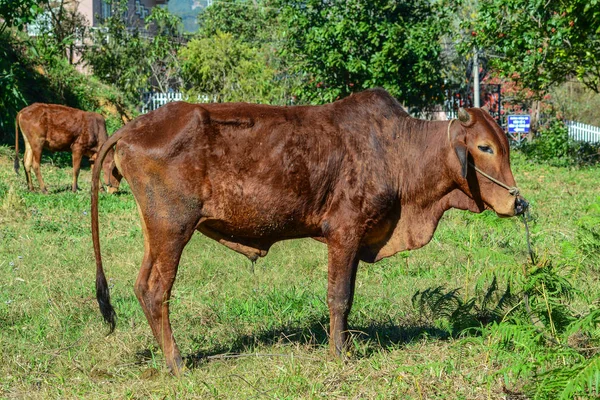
[144,7,186,94]
[29,0,89,65]
[0,0,41,34]
[179,31,289,103]
[198,0,275,44]
[280,0,456,107]
[469,0,600,95]
[180,0,296,104]
[0,29,130,141]
[0,32,29,139]
[85,1,185,103]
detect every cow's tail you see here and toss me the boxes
[92,130,126,333]
[14,113,20,174]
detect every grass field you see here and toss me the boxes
[1,144,599,399]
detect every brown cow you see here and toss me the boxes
[14,103,122,193]
[91,89,527,375]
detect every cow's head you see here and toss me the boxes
[102,148,123,194]
[448,107,528,217]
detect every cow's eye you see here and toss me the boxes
[478,145,493,154]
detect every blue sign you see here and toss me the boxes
[507,115,531,134]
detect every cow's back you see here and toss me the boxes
[19,103,103,152]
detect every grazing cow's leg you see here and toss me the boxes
[23,139,34,191]
[326,228,361,358]
[71,150,83,192]
[133,212,195,376]
[31,146,48,194]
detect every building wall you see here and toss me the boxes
[58,0,101,27]
[76,0,168,28]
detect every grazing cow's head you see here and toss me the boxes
[102,148,123,194]
[449,107,528,217]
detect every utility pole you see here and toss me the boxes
[472,0,480,108]
[473,47,480,107]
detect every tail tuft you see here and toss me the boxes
[96,273,116,334]
[14,156,19,174]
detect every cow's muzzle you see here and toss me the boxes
[515,196,529,216]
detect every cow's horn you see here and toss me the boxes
[458,108,470,123]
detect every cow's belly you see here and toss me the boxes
[200,194,320,240]
[196,168,324,238]
[45,132,78,152]
[195,213,318,261]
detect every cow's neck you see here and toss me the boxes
[393,118,456,205]
[366,118,482,262]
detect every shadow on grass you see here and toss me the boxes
[51,186,76,194]
[184,319,449,369]
[41,151,95,170]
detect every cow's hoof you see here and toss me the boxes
[167,355,186,377]
[169,363,187,377]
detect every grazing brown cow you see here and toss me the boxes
[14,103,122,193]
[91,89,527,375]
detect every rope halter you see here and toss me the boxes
[447,119,520,197]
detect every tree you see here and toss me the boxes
[198,0,276,44]
[180,0,296,104]
[85,1,185,103]
[180,31,286,103]
[85,1,148,103]
[29,0,89,65]
[0,0,41,34]
[0,0,42,137]
[144,7,186,94]
[280,0,457,107]
[469,0,600,95]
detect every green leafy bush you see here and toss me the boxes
[0,30,133,144]
[520,119,600,166]
[0,31,30,140]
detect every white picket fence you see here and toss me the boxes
[566,120,600,143]
[141,91,216,113]
[141,92,183,114]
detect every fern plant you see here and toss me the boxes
[412,262,600,399]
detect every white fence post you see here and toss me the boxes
[566,120,600,143]
[141,91,184,114]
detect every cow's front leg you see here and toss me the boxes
[326,228,361,358]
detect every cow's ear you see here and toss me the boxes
[454,141,468,179]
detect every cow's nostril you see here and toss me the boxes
[515,197,529,215]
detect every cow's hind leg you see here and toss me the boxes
[71,150,83,192]
[134,213,196,376]
[22,139,34,191]
[31,146,47,194]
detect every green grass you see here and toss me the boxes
[1,144,599,399]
